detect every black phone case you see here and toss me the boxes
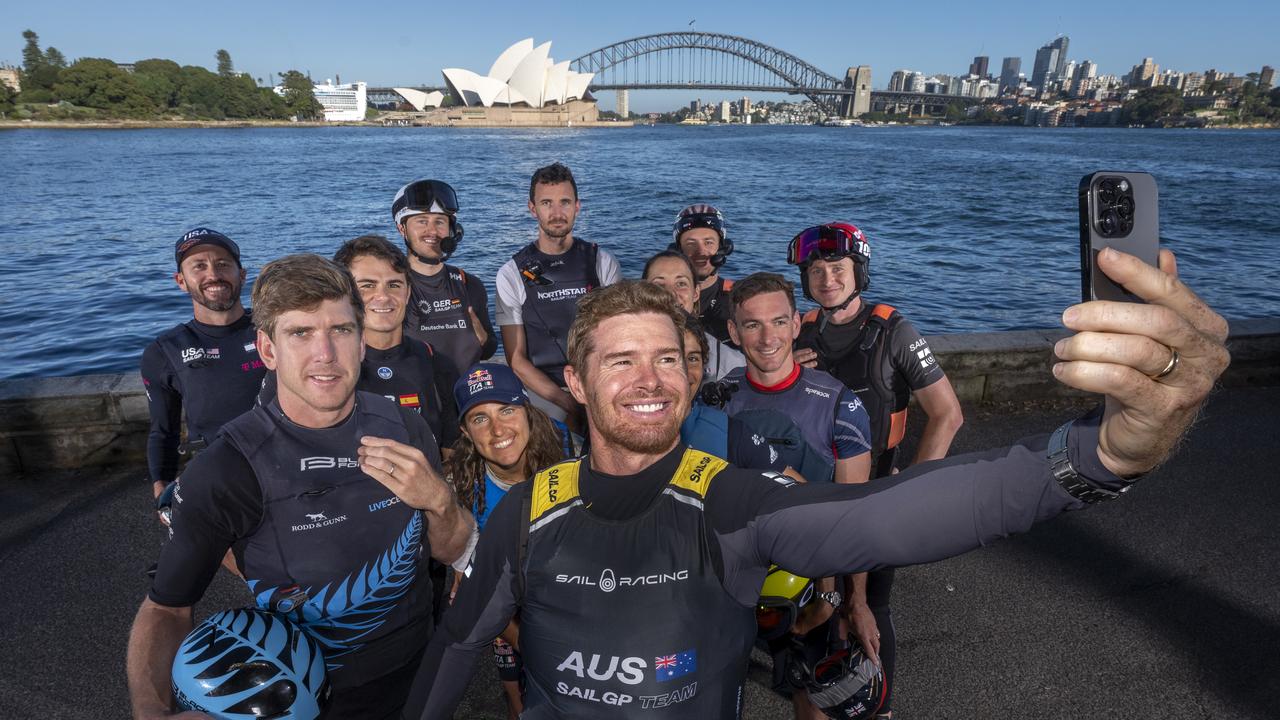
[1078,171,1161,303]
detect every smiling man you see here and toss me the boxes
[140,228,266,507]
[127,254,473,719]
[403,253,1229,719]
[395,179,497,376]
[672,203,737,344]
[335,234,460,453]
[495,163,621,429]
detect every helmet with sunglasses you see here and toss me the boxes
[670,204,734,269]
[756,565,815,640]
[786,223,872,308]
[392,179,465,261]
[172,608,331,719]
[786,637,886,720]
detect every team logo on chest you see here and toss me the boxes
[377,366,393,380]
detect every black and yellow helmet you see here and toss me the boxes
[755,565,814,640]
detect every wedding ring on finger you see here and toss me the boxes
[1149,347,1180,380]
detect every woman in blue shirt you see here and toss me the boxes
[446,362,576,718]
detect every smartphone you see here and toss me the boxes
[1078,171,1161,303]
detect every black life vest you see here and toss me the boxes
[513,238,600,385]
[797,303,906,458]
[359,338,448,448]
[405,264,484,375]
[515,450,756,718]
[152,315,265,445]
[219,392,434,688]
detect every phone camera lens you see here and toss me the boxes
[1116,196,1134,220]
[1099,210,1119,236]
[1098,180,1118,205]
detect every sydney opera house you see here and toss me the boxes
[388,39,608,126]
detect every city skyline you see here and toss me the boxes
[6,0,1277,113]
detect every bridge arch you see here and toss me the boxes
[571,32,845,113]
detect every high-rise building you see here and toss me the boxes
[1182,73,1204,94]
[1051,36,1070,79]
[999,57,1022,94]
[1031,36,1069,89]
[969,56,989,79]
[741,96,751,116]
[907,73,926,93]
[888,69,909,91]
[1260,65,1275,90]
[1129,58,1158,87]
[616,90,629,118]
[718,100,731,122]
[690,99,700,113]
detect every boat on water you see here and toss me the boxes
[821,118,865,127]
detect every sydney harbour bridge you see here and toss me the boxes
[370,31,975,118]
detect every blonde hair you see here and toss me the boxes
[566,280,688,376]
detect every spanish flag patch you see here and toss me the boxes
[398,394,421,408]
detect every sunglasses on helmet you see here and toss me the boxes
[786,224,869,266]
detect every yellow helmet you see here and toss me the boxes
[756,565,814,640]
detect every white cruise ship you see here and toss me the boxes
[312,80,367,121]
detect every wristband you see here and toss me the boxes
[1048,420,1131,504]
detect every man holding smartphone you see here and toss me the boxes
[404,253,1232,719]
[788,222,964,719]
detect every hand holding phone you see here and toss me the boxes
[1078,171,1161,303]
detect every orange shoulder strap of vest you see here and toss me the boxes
[871,303,896,321]
[802,308,820,324]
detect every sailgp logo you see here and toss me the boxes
[300,456,360,471]
[554,568,690,592]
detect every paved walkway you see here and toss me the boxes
[1,388,1276,719]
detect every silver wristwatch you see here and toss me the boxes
[1048,420,1132,504]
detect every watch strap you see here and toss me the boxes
[1048,420,1127,504]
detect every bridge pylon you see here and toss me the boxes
[841,66,872,118]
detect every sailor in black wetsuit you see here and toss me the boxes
[495,163,621,429]
[126,254,475,720]
[788,223,966,717]
[395,179,498,376]
[402,262,1231,719]
[672,204,737,344]
[334,234,460,453]
[139,228,266,506]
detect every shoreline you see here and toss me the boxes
[0,118,635,130]
[3,118,1275,130]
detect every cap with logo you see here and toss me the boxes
[175,227,241,269]
[454,363,528,419]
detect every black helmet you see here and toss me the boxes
[392,179,464,261]
[172,608,331,719]
[786,638,886,720]
[670,203,734,270]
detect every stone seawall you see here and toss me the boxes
[2,318,1276,477]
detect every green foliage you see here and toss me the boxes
[962,105,1013,125]
[0,82,16,114]
[1120,86,1184,126]
[19,29,64,96]
[216,49,234,78]
[9,29,324,121]
[133,58,182,110]
[365,106,380,120]
[944,102,967,122]
[278,70,323,120]
[54,58,154,117]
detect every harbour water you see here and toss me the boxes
[1,124,1277,379]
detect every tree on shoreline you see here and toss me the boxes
[1120,86,1184,126]
[278,70,323,120]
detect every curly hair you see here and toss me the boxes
[446,403,571,519]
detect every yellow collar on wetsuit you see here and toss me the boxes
[529,448,729,526]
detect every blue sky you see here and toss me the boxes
[6,0,1276,112]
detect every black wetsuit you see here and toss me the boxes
[697,276,735,345]
[139,311,266,484]
[402,409,1123,719]
[152,393,442,717]
[361,339,461,450]
[404,265,496,377]
[797,301,947,711]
